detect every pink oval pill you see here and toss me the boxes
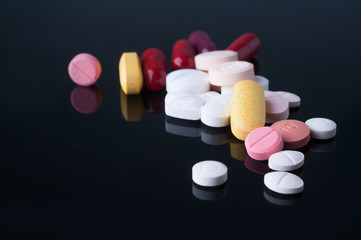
[68,53,102,86]
[245,127,284,161]
[271,120,311,150]
[209,61,254,87]
[70,86,103,114]
[265,91,289,123]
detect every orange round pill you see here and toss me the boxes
[271,120,311,150]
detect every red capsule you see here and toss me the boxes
[141,48,167,91]
[226,33,261,61]
[171,39,196,70]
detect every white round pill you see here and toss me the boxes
[305,117,337,140]
[275,91,301,108]
[268,150,304,171]
[201,95,231,128]
[192,160,228,187]
[254,75,269,90]
[264,172,304,194]
[166,69,210,94]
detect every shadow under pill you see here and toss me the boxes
[244,155,270,175]
[141,89,166,114]
[165,115,202,137]
[70,85,103,114]
[120,89,144,122]
[192,182,227,201]
[201,125,232,145]
[263,186,302,206]
[308,137,336,153]
[229,138,247,162]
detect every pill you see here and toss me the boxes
[166,69,210,94]
[192,182,227,201]
[171,39,196,70]
[271,120,311,149]
[195,50,238,72]
[120,89,144,121]
[221,86,233,95]
[264,172,304,194]
[198,91,220,103]
[141,89,165,114]
[268,150,304,171]
[165,115,201,138]
[68,53,102,86]
[188,30,217,53]
[244,155,270,175]
[119,52,143,95]
[201,125,231,145]
[226,33,261,61]
[192,160,228,187]
[245,127,284,160]
[201,95,231,128]
[254,75,269,90]
[305,117,337,140]
[70,86,103,114]
[231,80,265,141]
[141,48,167,91]
[265,91,289,123]
[165,92,203,120]
[275,91,301,108]
[209,61,254,87]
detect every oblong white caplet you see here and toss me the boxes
[192,160,228,187]
[165,92,203,120]
[275,91,301,108]
[268,150,304,171]
[254,75,269,90]
[201,95,231,127]
[305,117,337,140]
[166,69,210,94]
[264,172,304,194]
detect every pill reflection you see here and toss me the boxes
[120,89,144,122]
[308,137,336,153]
[192,182,227,201]
[229,138,247,162]
[70,85,103,114]
[244,155,270,175]
[201,125,231,145]
[263,187,302,206]
[141,89,166,114]
[165,116,201,137]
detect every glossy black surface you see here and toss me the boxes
[1,0,361,238]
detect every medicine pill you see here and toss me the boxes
[271,120,311,149]
[192,160,228,187]
[194,50,238,72]
[231,80,265,141]
[245,127,284,160]
[264,172,304,194]
[171,39,196,70]
[68,53,102,86]
[119,52,143,95]
[275,91,301,108]
[254,75,269,90]
[226,33,261,61]
[221,86,233,95]
[268,150,304,171]
[165,92,203,120]
[70,86,103,114]
[305,117,337,140]
[198,91,220,103]
[166,69,210,94]
[209,61,254,87]
[141,48,167,91]
[188,30,217,53]
[201,95,231,127]
[265,91,289,123]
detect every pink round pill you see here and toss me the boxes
[209,61,254,87]
[265,91,289,123]
[245,127,284,161]
[70,86,103,114]
[68,53,102,86]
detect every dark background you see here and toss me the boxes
[1,0,361,239]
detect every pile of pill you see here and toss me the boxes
[68,30,337,203]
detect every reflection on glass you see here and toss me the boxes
[201,125,231,145]
[192,182,227,201]
[288,107,300,119]
[70,85,103,114]
[263,186,302,206]
[141,89,166,114]
[249,58,260,75]
[165,116,201,137]
[308,138,336,153]
[120,89,144,122]
[244,155,270,175]
[229,138,247,162]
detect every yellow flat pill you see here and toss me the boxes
[231,80,265,141]
[119,52,143,94]
[120,89,143,121]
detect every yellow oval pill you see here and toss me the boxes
[231,80,265,141]
[119,52,143,94]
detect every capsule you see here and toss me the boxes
[188,30,217,53]
[231,80,265,141]
[141,48,167,91]
[171,39,196,70]
[226,33,261,61]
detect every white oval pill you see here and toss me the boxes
[264,172,304,194]
[305,117,337,140]
[198,91,220,104]
[268,150,304,171]
[192,160,228,187]
[275,91,301,108]
[165,92,203,120]
[201,95,231,127]
[254,75,269,90]
[166,69,210,94]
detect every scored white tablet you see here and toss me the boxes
[192,160,228,187]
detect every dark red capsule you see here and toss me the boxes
[141,48,167,91]
[226,33,261,61]
[188,30,217,53]
[171,39,196,70]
